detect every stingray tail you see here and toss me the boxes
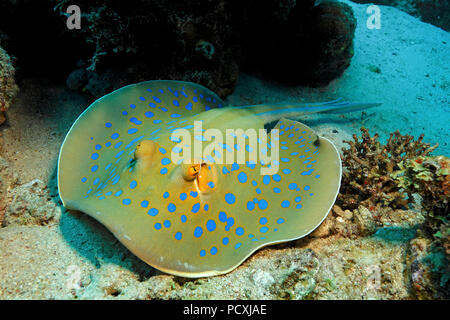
[240,98,382,123]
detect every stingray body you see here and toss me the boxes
[58,80,379,277]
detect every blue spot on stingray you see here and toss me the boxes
[91,165,99,172]
[231,163,239,171]
[192,203,200,213]
[111,133,119,140]
[145,111,154,118]
[273,174,281,182]
[222,237,229,245]
[114,190,123,197]
[246,161,256,170]
[225,193,236,204]
[236,227,244,236]
[256,188,261,194]
[148,208,159,216]
[195,135,207,141]
[200,250,206,257]
[238,172,247,183]
[130,104,136,109]
[141,200,149,208]
[115,150,124,158]
[301,169,314,176]
[105,142,111,147]
[125,135,144,149]
[122,198,131,205]
[153,119,162,124]
[295,196,302,202]
[180,193,187,201]
[247,201,255,211]
[130,117,142,125]
[281,200,290,208]
[181,215,187,223]
[260,226,269,233]
[159,107,168,112]
[163,192,170,199]
[304,185,311,191]
[210,247,218,255]
[219,212,227,222]
[208,181,215,188]
[168,203,176,213]
[175,232,182,240]
[153,96,161,103]
[260,217,268,225]
[206,220,216,232]
[194,226,203,238]
[91,153,99,160]
[81,177,87,183]
[128,128,138,134]
[160,168,168,174]
[159,147,166,154]
[161,157,171,165]
[222,167,230,174]
[282,169,292,174]
[105,122,112,128]
[190,191,198,198]
[185,102,193,110]
[95,144,102,150]
[263,176,270,184]
[93,178,99,185]
[111,175,120,185]
[226,217,235,228]
[277,218,285,224]
[169,137,181,143]
[258,199,268,210]
[171,113,181,118]
[289,183,298,190]
[235,243,242,249]
[154,223,162,230]
[273,187,281,193]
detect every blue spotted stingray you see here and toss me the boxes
[58,80,380,277]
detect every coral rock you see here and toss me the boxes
[3,179,62,227]
[0,46,19,125]
[337,127,437,211]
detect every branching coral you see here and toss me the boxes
[394,155,449,253]
[337,127,438,211]
[0,46,19,125]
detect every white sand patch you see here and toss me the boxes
[227,0,450,155]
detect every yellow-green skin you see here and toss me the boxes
[58,80,341,277]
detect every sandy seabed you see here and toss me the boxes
[0,1,448,299]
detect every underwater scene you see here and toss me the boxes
[0,0,448,301]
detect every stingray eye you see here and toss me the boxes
[182,164,200,181]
